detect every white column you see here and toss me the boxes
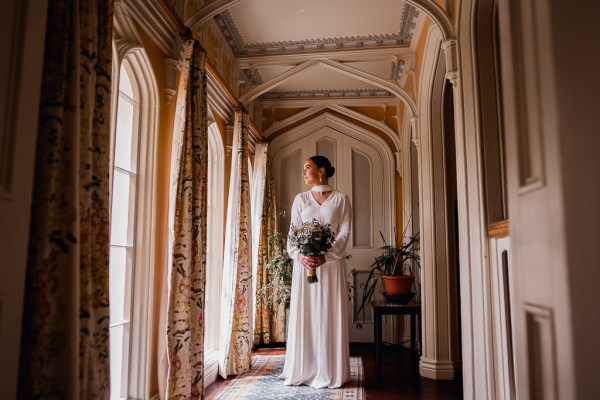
[417,34,461,380]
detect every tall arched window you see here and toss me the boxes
[109,50,158,399]
[109,62,138,399]
[204,121,225,386]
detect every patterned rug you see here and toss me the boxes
[210,355,365,400]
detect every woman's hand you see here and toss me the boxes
[299,254,326,270]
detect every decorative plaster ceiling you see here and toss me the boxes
[212,0,421,102]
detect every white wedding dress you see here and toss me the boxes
[280,190,352,388]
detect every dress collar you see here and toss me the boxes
[311,185,334,193]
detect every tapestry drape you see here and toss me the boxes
[250,143,268,333]
[165,40,209,399]
[18,0,114,398]
[253,161,287,344]
[219,111,253,378]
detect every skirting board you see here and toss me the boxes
[419,358,462,380]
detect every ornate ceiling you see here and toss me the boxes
[182,0,424,104]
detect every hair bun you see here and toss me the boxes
[309,155,336,177]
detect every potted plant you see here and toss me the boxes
[355,231,420,318]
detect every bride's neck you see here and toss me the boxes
[311,184,333,193]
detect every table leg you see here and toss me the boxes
[374,310,382,378]
[410,313,416,350]
[418,312,422,355]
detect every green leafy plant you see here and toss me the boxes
[260,230,293,310]
[353,231,420,320]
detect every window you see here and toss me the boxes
[203,122,225,386]
[109,51,158,399]
[109,63,138,399]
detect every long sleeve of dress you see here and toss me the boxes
[286,194,303,262]
[324,193,352,261]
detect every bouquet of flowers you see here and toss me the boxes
[288,218,336,283]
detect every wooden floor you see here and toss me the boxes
[352,342,463,399]
[206,342,463,399]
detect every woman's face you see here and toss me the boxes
[302,159,323,185]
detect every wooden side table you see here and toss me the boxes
[371,300,421,375]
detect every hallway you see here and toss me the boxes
[2,0,599,398]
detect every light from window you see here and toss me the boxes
[109,64,138,399]
[203,123,224,387]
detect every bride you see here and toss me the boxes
[280,155,352,389]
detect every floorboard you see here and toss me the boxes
[205,342,463,399]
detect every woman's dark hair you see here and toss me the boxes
[310,155,336,177]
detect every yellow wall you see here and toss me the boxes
[413,18,433,104]
[131,23,178,395]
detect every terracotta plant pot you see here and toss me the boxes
[381,275,415,296]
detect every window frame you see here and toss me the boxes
[203,121,225,387]
[109,45,159,399]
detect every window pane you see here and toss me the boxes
[109,246,133,324]
[110,170,135,246]
[205,123,224,353]
[119,64,134,99]
[114,95,135,171]
[280,150,301,231]
[109,324,124,399]
[109,323,130,399]
[352,149,372,247]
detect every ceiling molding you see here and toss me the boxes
[236,46,413,67]
[241,59,416,116]
[260,88,395,101]
[259,97,399,108]
[185,0,244,31]
[215,4,420,57]
[388,58,406,80]
[240,60,320,103]
[318,59,416,115]
[405,0,454,40]
[243,68,263,86]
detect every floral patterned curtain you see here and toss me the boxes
[250,142,268,331]
[254,161,287,344]
[18,0,114,398]
[165,40,208,399]
[219,111,253,378]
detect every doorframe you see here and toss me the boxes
[416,24,462,381]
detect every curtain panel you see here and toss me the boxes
[219,111,253,378]
[18,0,114,398]
[164,40,209,399]
[253,160,287,344]
[250,143,268,333]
